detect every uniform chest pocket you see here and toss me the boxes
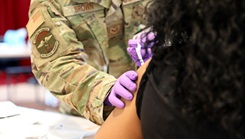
[62,3,109,70]
[63,3,108,47]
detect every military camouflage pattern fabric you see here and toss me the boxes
[26,0,148,125]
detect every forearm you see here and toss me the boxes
[27,0,116,125]
[31,45,116,125]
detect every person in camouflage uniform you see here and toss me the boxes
[26,0,148,125]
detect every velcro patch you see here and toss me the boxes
[107,23,122,39]
[62,3,104,16]
[32,28,59,58]
[26,10,45,37]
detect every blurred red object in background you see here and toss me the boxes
[0,0,30,36]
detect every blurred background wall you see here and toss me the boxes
[0,0,30,37]
[0,0,31,84]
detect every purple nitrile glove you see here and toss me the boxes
[127,32,155,67]
[104,70,138,108]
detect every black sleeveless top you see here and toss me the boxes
[136,59,232,139]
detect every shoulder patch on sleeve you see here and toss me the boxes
[32,28,59,58]
[26,10,45,37]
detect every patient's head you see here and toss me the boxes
[144,0,245,138]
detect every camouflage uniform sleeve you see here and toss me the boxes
[26,0,116,125]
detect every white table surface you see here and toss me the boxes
[0,102,100,139]
[0,43,30,58]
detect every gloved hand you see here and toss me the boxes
[127,32,155,67]
[104,70,138,108]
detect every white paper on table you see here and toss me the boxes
[0,101,20,118]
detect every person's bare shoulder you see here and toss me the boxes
[94,59,151,139]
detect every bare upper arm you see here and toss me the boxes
[94,59,151,139]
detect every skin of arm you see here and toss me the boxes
[94,59,151,139]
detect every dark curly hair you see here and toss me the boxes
[144,0,245,138]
